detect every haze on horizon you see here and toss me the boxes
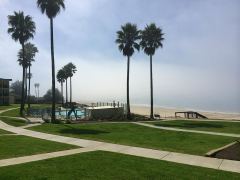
[0,0,239,113]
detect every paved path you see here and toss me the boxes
[0,148,95,167]
[21,123,42,129]
[0,120,239,173]
[133,122,240,138]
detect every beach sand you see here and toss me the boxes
[131,105,240,120]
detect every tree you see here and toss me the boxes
[18,43,38,109]
[64,63,77,103]
[56,69,65,105]
[62,64,70,104]
[8,11,36,116]
[140,23,164,119]
[115,23,141,119]
[10,80,22,103]
[34,83,40,103]
[37,0,65,122]
[43,88,63,103]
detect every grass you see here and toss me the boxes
[0,117,27,127]
[0,104,19,111]
[0,108,20,117]
[148,120,240,134]
[0,151,239,179]
[0,104,61,117]
[0,135,77,160]
[29,123,237,155]
[0,129,13,134]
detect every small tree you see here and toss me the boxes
[43,88,63,103]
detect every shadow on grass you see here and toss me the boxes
[154,122,224,129]
[59,124,109,135]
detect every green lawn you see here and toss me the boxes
[148,120,240,134]
[0,151,239,179]
[0,108,20,117]
[29,123,237,155]
[0,117,27,127]
[0,104,60,117]
[0,129,13,134]
[0,104,19,111]
[0,135,77,159]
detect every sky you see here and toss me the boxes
[0,0,240,113]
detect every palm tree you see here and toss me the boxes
[65,63,77,103]
[34,83,40,103]
[63,65,70,104]
[116,23,141,119]
[18,43,38,109]
[8,11,36,116]
[56,69,65,106]
[37,0,65,122]
[140,23,164,119]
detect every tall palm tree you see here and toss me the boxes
[116,23,141,119]
[18,43,38,109]
[62,65,70,104]
[56,69,65,106]
[37,0,65,122]
[34,83,40,103]
[8,11,36,116]
[140,23,164,119]
[65,63,77,103]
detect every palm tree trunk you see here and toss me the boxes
[61,82,64,106]
[50,18,56,122]
[127,56,131,119]
[24,68,27,105]
[70,76,72,104]
[28,66,31,109]
[65,78,68,104]
[150,55,154,119]
[20,43,25,117]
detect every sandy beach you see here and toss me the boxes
[131,105,240,120]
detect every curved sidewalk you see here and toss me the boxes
[0,120,239,173]
[133,122,240,138]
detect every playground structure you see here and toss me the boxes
[175,111,208,119]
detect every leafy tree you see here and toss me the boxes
[116,23,141,119]
[140,23,164,119]
[8,11,36,116]
[43,88,63,103]
[10,81,22,103]
[37,0,65,122]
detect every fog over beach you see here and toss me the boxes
[1,0,239,117]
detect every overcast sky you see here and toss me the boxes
[0,0,239,113]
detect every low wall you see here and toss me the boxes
[86,107,124,120]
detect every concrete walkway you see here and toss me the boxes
[0,147,95,167]
[133,122,240,138]
[0,120,239,173]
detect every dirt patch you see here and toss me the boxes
[212,142,240,161]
